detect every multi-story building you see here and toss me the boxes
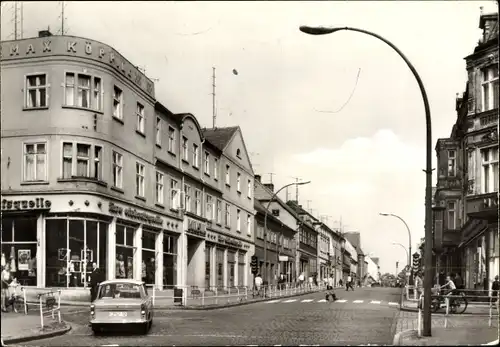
[317,223,331,281]
[344,238,358,284]
[432,9,498,291]
[0,32,255,295]
[253,177,298,284]
[365,256,380,284]
[344,232,366,284]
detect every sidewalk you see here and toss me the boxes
[401,298,496,315]
[1,312,70,345]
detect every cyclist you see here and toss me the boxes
[440,274,458,307]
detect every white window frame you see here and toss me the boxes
[193,144,199,168]
[22,142,47,182]
[136,102,145,134]
[170,179,179,209]
[206,195,214,220]
[225,203,231,227]
[214,158,219,180]
[156,117,162,146]
[168,126,176,152]
[216,200,222,224]
[93,77,102,111]
[237,172,241,192]
[225,165,230,185]
[64,72,103,111]
[112,151,123,188]
[25,73,49,109]
[76,143,91,177]
[236,209,241,232]
[447,150,456,177]
[195,189,202,215]
[481,146,499,193]
[204,152,210,175]
[136,162,145,197]
[246,214,251,235]
[94,146,102,180]
[113,85,123,120]
[156,171,164,204]
[447,201,456,230]
[482,65,499,112]
[182,136,189,160]
[184,184,192,212]
[247,179,252,198]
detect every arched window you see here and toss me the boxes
[236,148,241,158]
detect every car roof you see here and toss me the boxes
[99,279,145,286]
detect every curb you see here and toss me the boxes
[392,329,417,346]
[2,323,71,345]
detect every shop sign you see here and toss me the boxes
[1,198,51,211]
[187,218,206,238]
[278,255,288,262]
[109,202,163,226]
[218,235,243,248]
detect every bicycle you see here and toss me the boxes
[431,291,468,314]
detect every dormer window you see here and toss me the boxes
[236,148,241,159]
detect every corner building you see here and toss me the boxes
[0,32,255,294]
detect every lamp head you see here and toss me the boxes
[299,26,345,35]
[379,213,390,216]
[296,180,312,186]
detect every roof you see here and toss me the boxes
[99,279,145,286]
[202,126,239,151]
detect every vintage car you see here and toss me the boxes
[90,279,154,334]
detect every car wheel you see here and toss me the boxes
[148,319,153,330]
[92,325,102,335]
[142,322,149,334]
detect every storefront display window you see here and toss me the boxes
[116,223,136,279]
[238,251,245,287]
[216,248,224,288]
[205,244,213,289]
[1,217,38,286]
[163,233,177,288]
[228,251,235,287]
[142,229,157,285]
[45,218,108,288]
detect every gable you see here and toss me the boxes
[224,128,254,174]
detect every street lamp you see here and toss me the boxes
[263,181,311,284]
[391,242,409,269]
[380,213,412,275]
[300,25,433,336]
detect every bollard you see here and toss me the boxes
[57,290,61,323]
[152,285,156,306]
[215,287,218,305]
[444,297,449,328]
[489,300,492,327]
[22,287,27,315]
[39,295,44,329]
[417,296,422,337]
[237,287,240,302]
[245,286,248,300]
[202,290,205,306]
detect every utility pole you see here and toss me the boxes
[291,176,301,202]
[268,173,275,184]
[306,200,312,211]
[212,67,216,128]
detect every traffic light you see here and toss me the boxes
[251,255,258,274]
[412,252,421,274]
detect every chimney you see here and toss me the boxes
[255,175,261,182]
[38,30,53,38]
[263,183,274,192]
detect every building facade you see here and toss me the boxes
[344,238,357,283]
[432,10,499,291]
[0,33,255,293]
[344,232,366,285]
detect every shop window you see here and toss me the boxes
[1,217,38,286]
[238,251,246,287]
[163,233,177,288]
[142,229,157,285]
[205,245,212,289]
[45,218,108,288]
[116,224,136,279]
[216,248,224,288]
[228,251,236,287]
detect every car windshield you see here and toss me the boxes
[98,283,143,299]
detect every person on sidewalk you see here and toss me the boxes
[346,275,354,291]
[454,273,464,290]
[89,263,101,302]
[491,275,499,310]
[254,273,263,297]
[1,265,12,312]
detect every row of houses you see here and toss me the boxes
[426,9,499,291]
[0,30,381,293]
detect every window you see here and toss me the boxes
[447,201,456,230]
[94,146,102,180]
[193,144,199,168]
[225,165,230,185]
[136,162,145,197]
[206,195,214,220]
[136,103,145,134]
[182,137,188,160]
[26,74,48,108]
[184,184,191,212]
[257,224,264,239]
[237,173,241,192]
[112,151,123,188]
[113,86,123,119]
[448,150,456,177]
[247,179,252,198]
[481,147,499,193]
[482,65,499,111]
[225,203,231,227]
[236,209,241,232]
[63,143,74,178]
[76,144,91,177]
[204,152,210,174]
[236,148,241,158]
[195,190,202,215]
[65,73,101,110]
[168,127,175,152]
[170,179,179,209]
[23,142,47,181]
[156,117,161,146]
[247,214,251,235]
[216,200,222,224]
[156,172,164,204]
[214,158,219,180]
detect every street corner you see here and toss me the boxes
[392,329,418,346]
[2,321,72,345]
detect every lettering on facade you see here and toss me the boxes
[1,198,51,211]
[108,202,163,226]
[217,235,243,248]
[187,219,207,238]
[3,38,154,98]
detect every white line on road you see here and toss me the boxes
[283,299,297,303]
[388,302,399,306]
[101,345,119,347]
[353,300,364,303]
[301,299,314,302]
[266,300,281,303]
[370,300,381,304]
[317,299,327,302]
[335,299,347,303]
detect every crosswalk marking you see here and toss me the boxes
[283,299,297,303]
[318,299,327,302]
[353,300,364,303]
[388,302,399,306]
[266,299,281,303]
[263,299,401,305]
[370,300,381,304]
[335,299,347,303]
[301,299,314,302]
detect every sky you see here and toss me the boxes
[1,0,498,275]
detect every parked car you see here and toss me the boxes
[370,282,381,287]
[90,279,154,334]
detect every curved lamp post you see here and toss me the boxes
[392,242,409,268]
[263,181,311,283]
[300,25,433,336]
[380,213,412,272]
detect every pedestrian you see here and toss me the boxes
[327,276,334,290]
[1,264,12,312]
[414,272,423,299]
[346,275,353,291]
[254,273,263,296]
[298,272,305,288]
[89,263,100,302]
[491,275,499,310]
[454,273,464,290]
[339,279,343,287]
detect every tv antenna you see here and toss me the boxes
[12,1,24,39]
[267,172,275,183]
